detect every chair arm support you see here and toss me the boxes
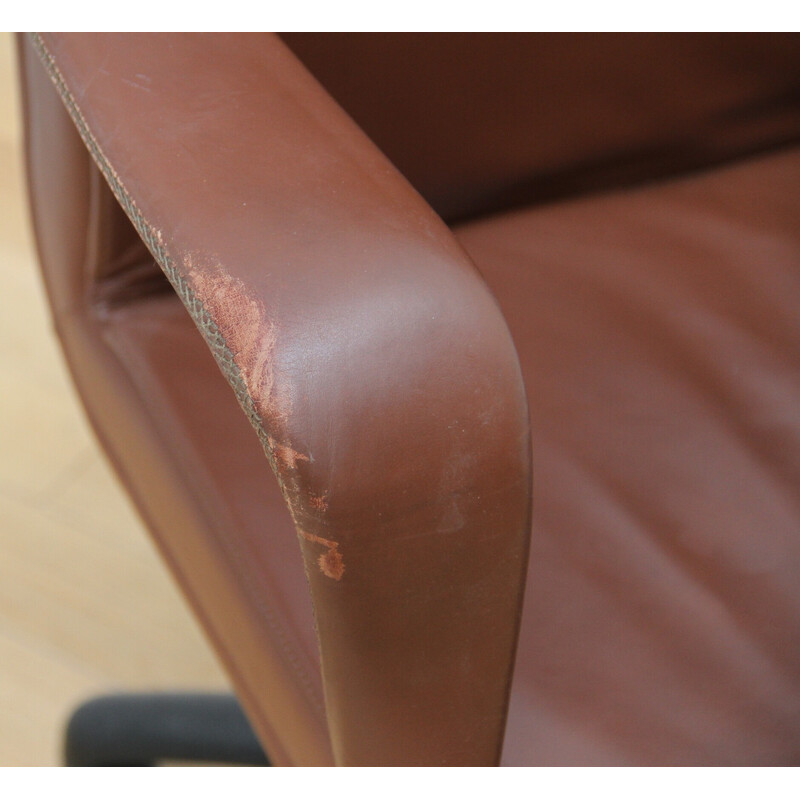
[32,32,532,765]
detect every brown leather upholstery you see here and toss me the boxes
[17,32,800,765]
[283,33,800,222]
[462,147,800,764]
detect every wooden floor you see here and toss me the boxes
[0,34,229,766]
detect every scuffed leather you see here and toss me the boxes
[19,31,800,766]
[24,32,532,766]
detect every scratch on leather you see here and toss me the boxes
[298,530,345,581]
[28,32,332,713]
[267,435,310,471]
[185,256,293,430]
[186,258,342,578]
[29,33,343,585]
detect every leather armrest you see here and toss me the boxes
[31,32,531,765]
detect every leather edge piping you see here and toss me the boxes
[28,33,279,473]
[27,32,328,725]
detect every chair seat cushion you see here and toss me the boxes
[456,146,800,765]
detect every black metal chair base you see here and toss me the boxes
[64,692,270,766]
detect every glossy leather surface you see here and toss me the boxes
[18,32,800,765]
[21,32,531,766]
[459,147,800,764]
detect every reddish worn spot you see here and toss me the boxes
[185,255,292,428]
[317,548,344,581]
[185,255,342,579]
[270,439,310,471]
[298,530,345,581]
[308,492,329,512]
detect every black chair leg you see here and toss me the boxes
[64,692,270,766]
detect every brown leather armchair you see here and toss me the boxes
[18,32,800,766]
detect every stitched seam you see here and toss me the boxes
[29,33,275,463]
[29,33,324,716]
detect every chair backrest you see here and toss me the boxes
[25,33,800,297]
[283,33,800,221]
